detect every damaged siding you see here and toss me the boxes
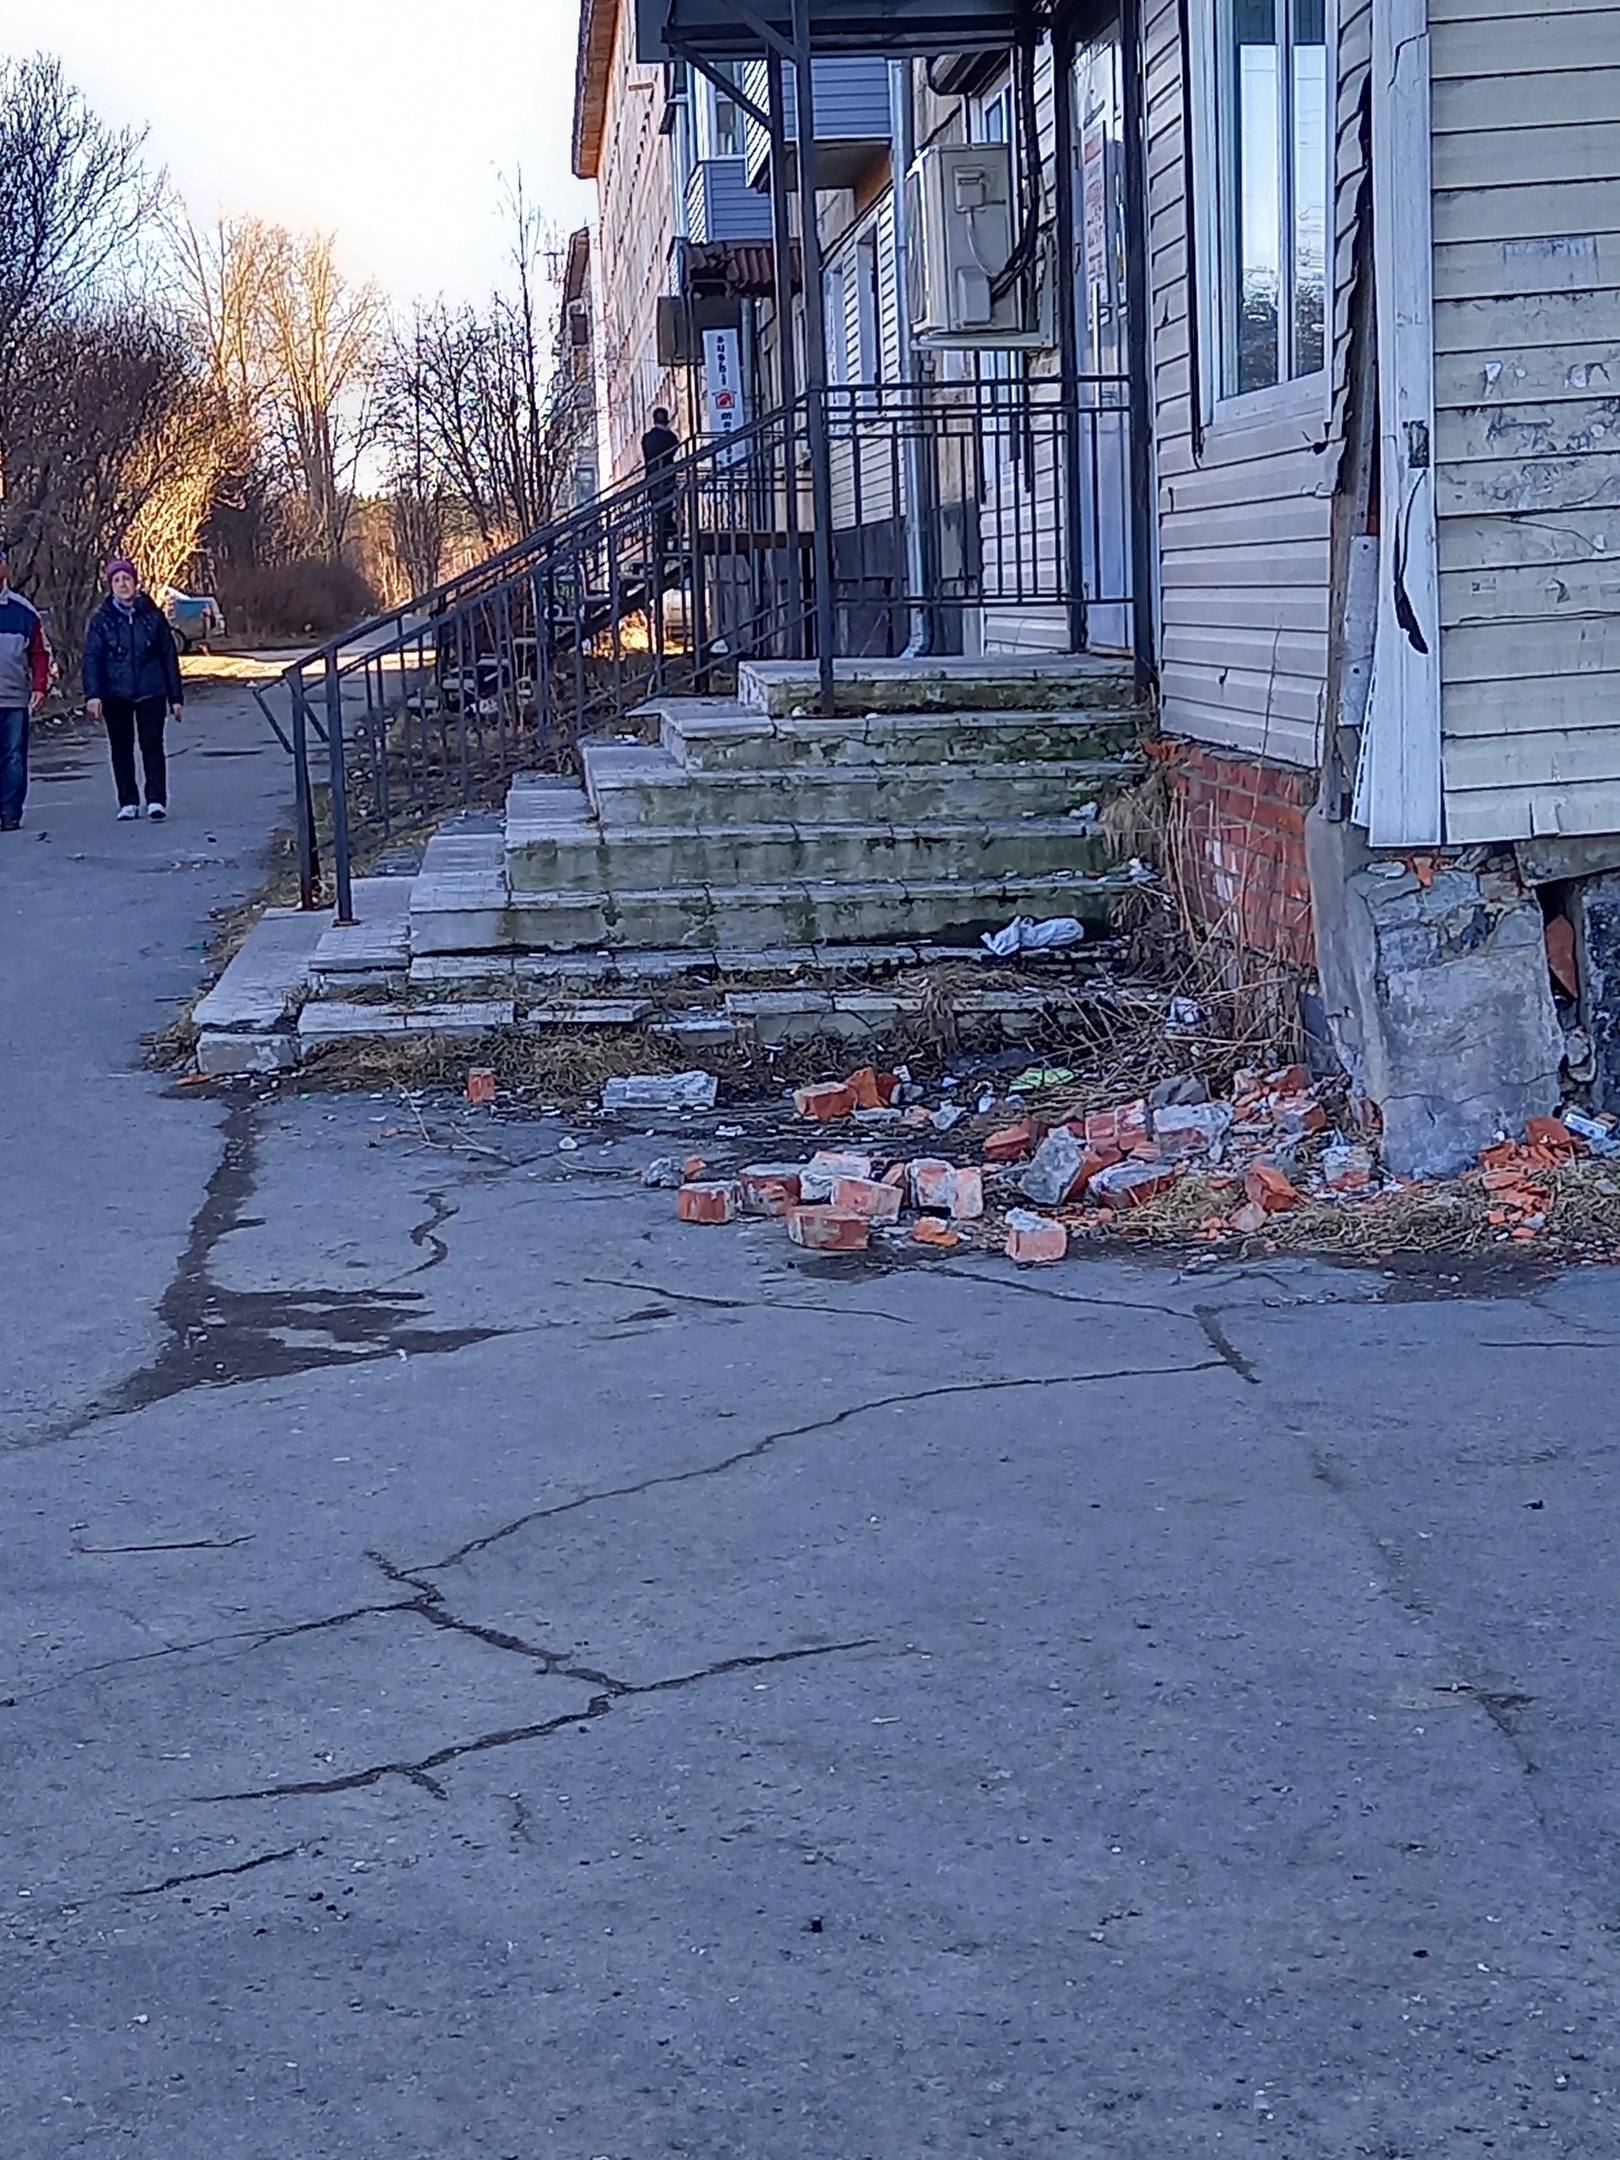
[1433,0,1620,841]
[1147,0,1368,770]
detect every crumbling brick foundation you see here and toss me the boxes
[1159,741,1317,966]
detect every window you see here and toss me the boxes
[1218,0,1327,398]
[702,65,743,160]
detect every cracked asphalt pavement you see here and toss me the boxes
[6,684,1620,2156]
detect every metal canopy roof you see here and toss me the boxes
[636,0,1054,64]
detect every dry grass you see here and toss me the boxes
[1110,1159,1620,1260]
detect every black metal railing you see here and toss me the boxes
[259,375,1132,917]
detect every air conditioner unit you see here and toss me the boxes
[905,141,1050,349]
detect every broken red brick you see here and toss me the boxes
[786,1205,869,1252]
[1266,1064,1310,1096]
[676,1180,740,1225]
[1525,1115,1577,1155]
[683,1154,708,1180]
[739,1164,802,1216]
[800,1148,873,1199]
[1004,1210,1067,1264]
[949,1165,984,1221]
[1229,1200,1269,1234]
[983,1120,1035,1163]
[911,1217,960,1251]
[880,1161,908,1188]
[1244,1161,1300,1214]
[909,1157,955,1210]
[845,1066,885,1111]
[1546,914,1579,996]
[465,1067,497,1106]
[1090,1161,1179,1209]
[794,1081,856,1120]
[831,1175,903,1222]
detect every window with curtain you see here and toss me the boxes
[1218,0,1327,398]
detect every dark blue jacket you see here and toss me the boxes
[82,595,183,707]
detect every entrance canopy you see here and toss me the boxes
[636,0,1051,62]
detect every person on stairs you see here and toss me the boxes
[82,556,184,820]
[0,538,52,832]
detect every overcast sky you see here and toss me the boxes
[0,0,595,307]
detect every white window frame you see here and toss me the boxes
[1188,0,1335,439]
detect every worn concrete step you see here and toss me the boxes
[580,740,1137,830]
[308,876,415,989]
[737,654,1140,715]
[645,699,1139,774]
[193,908,325,1033]
[506,811,1116,895]
[412,850,1139,959]
[298,998,515,1043]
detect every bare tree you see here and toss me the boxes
[5,308,201,645]
[254,227,384,557]
[380,184,577,561]
[0,54,155,504]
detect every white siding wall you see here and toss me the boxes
[1430,0,1620,841]
[1147,0,1370,769]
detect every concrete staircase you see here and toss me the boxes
[408,656,1146,959]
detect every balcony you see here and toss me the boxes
[685,156,774,245]
[739,55,891,193]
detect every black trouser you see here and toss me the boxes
[104,695,167,808]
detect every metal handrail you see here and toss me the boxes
[266,376,1134,920]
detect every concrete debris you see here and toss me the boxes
[642,1156,685,1188]
[1148,1101,1232,1159]
[1016,1128,1087,1208]
[603,1070,719,1111]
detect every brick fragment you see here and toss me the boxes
[1004,1208,1067,1264]
[983,1120,1035,1163]
[795,1081,856,1119]
[677,1180,740,1225]
[1090,1161,1179,1209]
[948,1165,983,1221]
[1244,1161,1300,1214]
[909,1157,955,1210]
[739,1163,802,1216]
[799,1149,873,1200]
[844,1066,900,1111]
[786,1205,869,1251]
[1229,1200,1269,1234]
[911,1217,960,1251]
[466,1067,497,1106]
[831,1175,902,1221]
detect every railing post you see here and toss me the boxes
[1051,20,1091,656]
[1119,0,1158,692]
[324,649,355,924]
[289,667,316,910]
[766,52,805,657]
[791,0,838,715]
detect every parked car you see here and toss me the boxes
[160,586,226,653]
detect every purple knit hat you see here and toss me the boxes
[103,555,137,584]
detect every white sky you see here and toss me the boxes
[0,0,595,308]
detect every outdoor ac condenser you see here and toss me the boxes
[904,142,1049,348]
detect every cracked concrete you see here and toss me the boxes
[13,689,1620,2154]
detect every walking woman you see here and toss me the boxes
[83,557,184,820]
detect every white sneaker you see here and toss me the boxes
[147,802,167,821]
[116,804,138,820]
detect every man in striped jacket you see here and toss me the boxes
[0,540,52,831]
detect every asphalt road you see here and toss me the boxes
[4,678,1620,2158]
